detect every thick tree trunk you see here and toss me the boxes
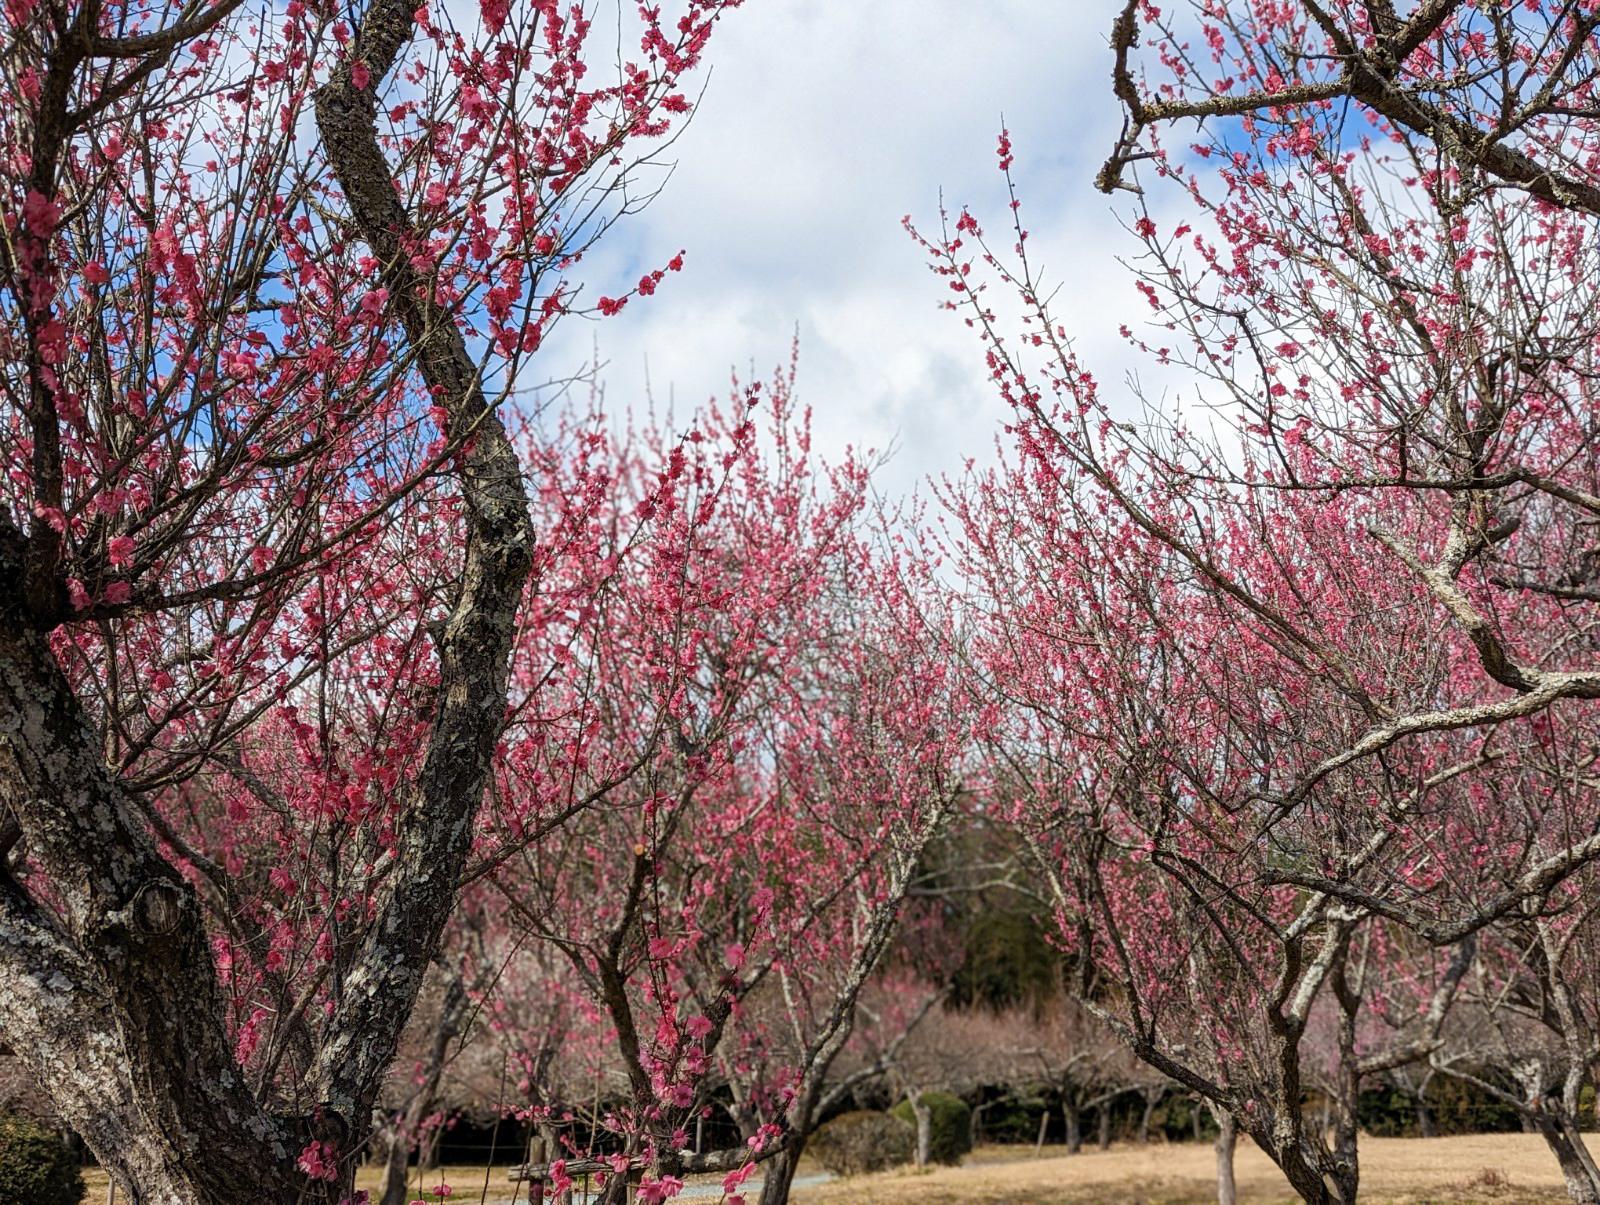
[375,1118,412,1205]
[0,0,533,1186]
[1262,1133,1357,1205]
[0,557,305,1202]
[758,1143,802,1205]
[1213,1107,1237,1205]
[1538,1118,1600,1204]
[1097,1105,1112,1150]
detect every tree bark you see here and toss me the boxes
[1538,1117,1600,1204]
[0,544,300,1202]
[1263,1133,1356,1205]
[757,1143,802,1205]
[1097,1104,1112,1150]
[1212,1106,1237,1205]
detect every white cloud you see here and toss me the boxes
[544,0,1167,498]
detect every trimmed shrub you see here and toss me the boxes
[891,1091,973,1165]
[0,1115,84,1205]
[809,1110,914,1176]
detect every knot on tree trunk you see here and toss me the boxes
[129,879,186,936]
[312,1103,352,1147]
[101,879,191,941]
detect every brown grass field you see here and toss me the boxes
[80,1134,1580,1202]
[791,1134,1573,1204]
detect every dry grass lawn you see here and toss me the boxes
[79,1134,1579,1202]
[792,1135,1574,1204]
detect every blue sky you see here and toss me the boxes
[542,0,1153,499]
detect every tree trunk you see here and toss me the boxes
[418,1124,441,1172]
[1212,1107,1237,1205]
[596,1167,634,1205]
[522,1133,544,1205]
[1266,1133,1356,1205]
[375,1118,412,1205]
[909,1093,932,1169]
[1538,1118,1600,1204]
[1139,1089,1161,1144]
[0,0,538,1193]
[1097,1105,1112,1150]
[0,559,312,1203]
[1414,1092,1437,1139]
[1034,1110,1049,1157]
[1064,1102,1082,1154]
[758,1143,802,1205]
[378,972,469,1205]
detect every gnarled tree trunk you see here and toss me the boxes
[0,0,534,1189]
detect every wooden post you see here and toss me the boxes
[1034,1109,1050,1157]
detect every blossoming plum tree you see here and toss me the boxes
[486,383,971,1204]
[925,4,1600,1199]
[0,0,744,1196]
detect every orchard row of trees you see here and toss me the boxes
[7,0,1600,1202]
